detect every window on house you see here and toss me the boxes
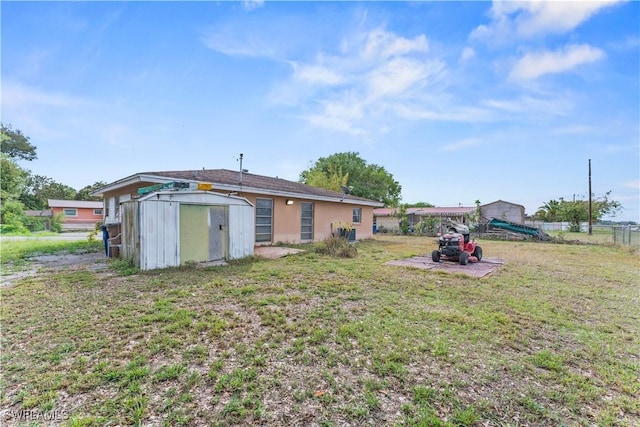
[301,202,313,241]
[255,198,273,243]
[352,208,362,224]
[64,208,77,217]
[94,209,103,216]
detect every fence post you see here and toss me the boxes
[625,226,630,245]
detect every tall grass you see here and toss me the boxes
[1,235,638,426]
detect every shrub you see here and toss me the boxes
[110,258,139,276]
[314,235,358,258]
[23,215,47,232]
[51,213,64,233]
[415,218,439,235]
[0,200,29,234]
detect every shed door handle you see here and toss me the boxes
[219,224,223,230]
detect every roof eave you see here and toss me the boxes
[90,174,179,197]
[209,183,383,207]
[91,173,383,207]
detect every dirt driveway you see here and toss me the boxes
[1,251,110,287]
[1,246,304,287]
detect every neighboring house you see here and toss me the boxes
[91,169,384,247]
[373,200,527,231]
[47,199,104,231]
[374,206,475,231]
[480,200,526,224]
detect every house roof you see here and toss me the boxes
[92,169,384,207]
[374,206,475,217]
[481,199,525,209]
[25,209,52,217]
[48,199,103,209]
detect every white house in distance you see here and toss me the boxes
[373,200,526,232]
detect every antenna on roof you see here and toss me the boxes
[340,185,352,202]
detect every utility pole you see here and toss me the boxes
[588,159,592,235]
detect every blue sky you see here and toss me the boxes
[2,1,639,221]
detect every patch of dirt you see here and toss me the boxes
[385,256,505,277]
[255,246,305,259]
[1,252,110,287]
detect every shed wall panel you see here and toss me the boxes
[141,200,179,270]
[121,201,139,265]
[229,205,255,258]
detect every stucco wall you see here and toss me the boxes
[235,194,375,244]
[103,183,377,245]
[51,207,102,224]
[481,201,525,224]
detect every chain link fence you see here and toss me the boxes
[613,225,640,247]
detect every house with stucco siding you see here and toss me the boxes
[91,169,383,247]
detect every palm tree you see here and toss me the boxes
[537,199,561,222]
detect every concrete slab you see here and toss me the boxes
[255,246,305,259]
[385,256,505,278]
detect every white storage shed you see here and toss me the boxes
[481,200,526,224]
[120,191,254,271]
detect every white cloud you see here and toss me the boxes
[202,32,275,58]
[366,58,433,99]
[508,44,605,81]
[440,138,483,152]
[304,113,365,136]
[483,95,574,116]
[242,1,264,12]
[459,47,476,62]
[514,1,621,38]
[267,28,449,134]
[471,0,623,42]
[360,29,429,61]
[623,181,640,190]
[292,63,344,86]
[2,81,87,108]
[393,104,493,123]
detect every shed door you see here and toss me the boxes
[209,206,228,261]
[180,205,228,264]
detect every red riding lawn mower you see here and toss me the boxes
[432,221,482,265]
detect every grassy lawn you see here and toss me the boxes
[1,235,638,426]
[0,239,103,275]
[546,230,615,245]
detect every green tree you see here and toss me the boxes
[1,123,37,161]
[392,203,411,235]
[406,201,434,208]
[75,181,107,201]
[0,199,29,233]
[535,199,562,222]
[303,166,348,193]
[299,152,401,206]
[558,192,622,231]
[20,174,77,210]
[0,154,28,204]
[536,193,622,230]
